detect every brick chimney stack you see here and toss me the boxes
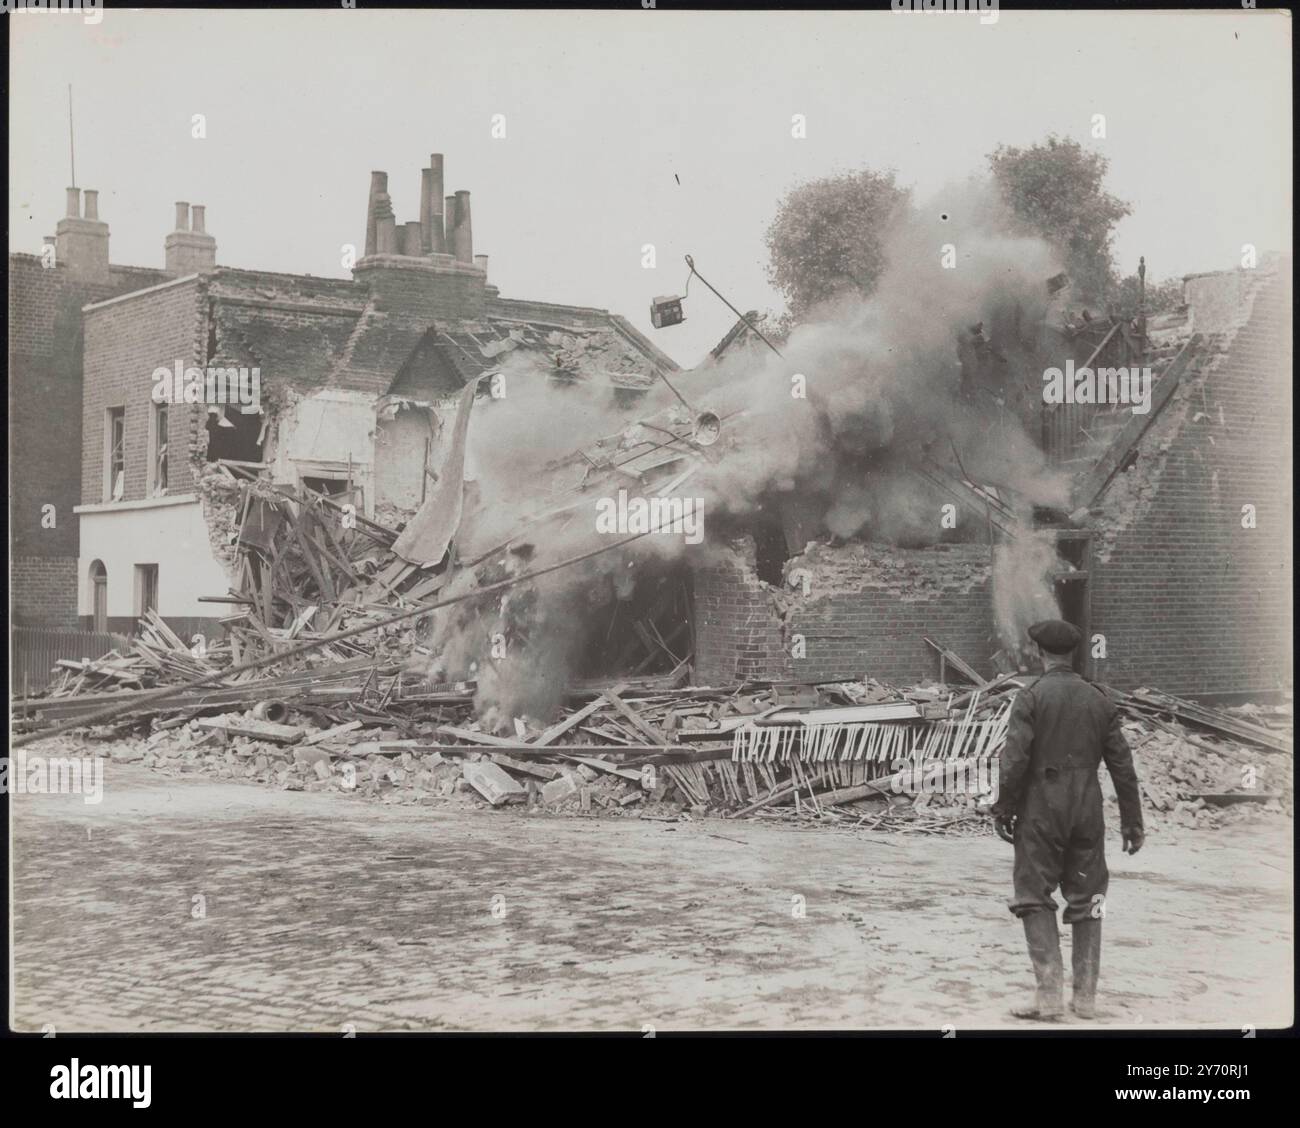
[353,155,488,318]
[55,186,111,282]
[421,154,447,253]
[164,201,217,276]
[450,190,473,264]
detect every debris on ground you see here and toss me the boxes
[16,626,1290,835]
[9,460,1289,836]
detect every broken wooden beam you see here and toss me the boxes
[923,638,988,687]
[196,716,306,744]
[302,719,364,746]
[601,686,671,744]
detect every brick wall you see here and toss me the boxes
[81,277,203,505]
[1090,265,1292,698]
[10,556,79,628]
[693,539,997,686]
[694,546,793,684]
[8,255,167,623]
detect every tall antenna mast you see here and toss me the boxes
[68,84,76,188]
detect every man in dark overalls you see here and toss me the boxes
[991,619,1145,1020]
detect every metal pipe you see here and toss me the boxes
[251,701,289,723]
[684,254,784,359]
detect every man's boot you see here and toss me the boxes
[1010,911,1064,1019]
[1070,918,1102,1018]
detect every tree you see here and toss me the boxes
[764,169,913,319]
[1111,271,1185,318]
[988,136,1131,303]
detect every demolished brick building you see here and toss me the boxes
[9,156,678,643]
[690,260,1291,701]
[10,159,1290,710]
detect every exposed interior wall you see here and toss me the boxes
[267,387,377,515]
[374,400,440,518]
[693,536,996,686]
[1088,264,1293,699]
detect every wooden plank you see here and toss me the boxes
[489,753,561,780]
[602,686,671,744]
[533,691,621,747]
[196,716,305,744]
[1129,688,1291,752]
[564,755,643,782]
[436,725,520,747]
[949,672,1023,712]
[406,743,700,757]
[302,719,364,746]
[923,637,988,686]
[1190,791,1281,806]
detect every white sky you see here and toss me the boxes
[9,7,1292,367]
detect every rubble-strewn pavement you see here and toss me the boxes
[10,753,1292,1032]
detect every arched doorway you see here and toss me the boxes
[89,560,107,633]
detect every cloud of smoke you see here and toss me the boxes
[425,178,1075,724]
[992,527,1063,658]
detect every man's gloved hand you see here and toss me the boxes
[1122,826,1145,855]
[993,812,1016,844]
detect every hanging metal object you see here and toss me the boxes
[692,411,721,447]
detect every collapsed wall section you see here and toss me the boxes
[694,537,995,685]
[1088,263,1292,698]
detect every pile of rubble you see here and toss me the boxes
[23,635,1289,834]
[1114,690,1292,832]
[12,461,1290,834]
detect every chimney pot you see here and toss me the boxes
[428,154,446,254]
[451,190,473,264]
[474,254,489,278]
[365,171,388,258]
[174,201,191,231]
[374,192,397,254]
[66,187,81,218]
[191,204,206,234]
[83,189,99,221]
[420,169,434,254]
[401,220,423,256]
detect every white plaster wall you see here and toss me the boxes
[284,389,376,463]
[375,407,436,509]
[76,497,231,618]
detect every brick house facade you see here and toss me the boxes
[25,158,679,640]
[9,198,167,627]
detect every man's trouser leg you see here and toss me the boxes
[1009,805,1065,1019]
[1061,794,1108,1018]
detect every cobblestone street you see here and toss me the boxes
[11,758,1293,1033]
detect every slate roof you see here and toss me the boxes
[204,268,674,404]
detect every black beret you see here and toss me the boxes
[1028,619,1081,654]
